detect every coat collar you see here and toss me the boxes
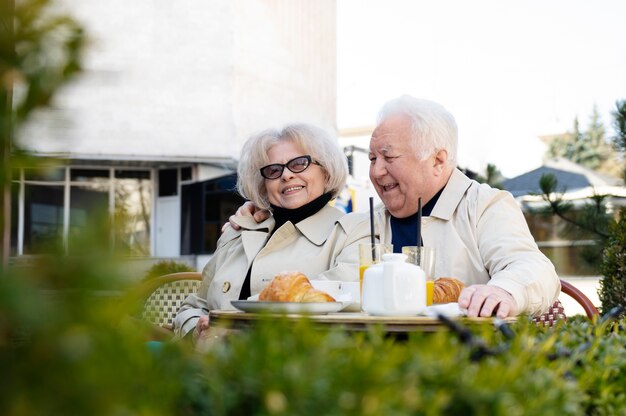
[231,203,344,240]
[429,168,473,220]
[232,215,274,267]
[293,204,345,245]
[236,204,345,264]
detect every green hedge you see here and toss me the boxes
[599,208,626,316]
[2,259,626,416]
[0,242,624,415]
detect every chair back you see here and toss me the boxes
[533,299,567,327]
[533,278,599,326]
[139,272,203,328]
[560,279,599,318]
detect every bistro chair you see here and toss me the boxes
[533,278,599,327]
[135,272,203,334]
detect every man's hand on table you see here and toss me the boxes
[221,201,270,232]
[458,285,517,318]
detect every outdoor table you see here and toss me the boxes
[209,310,516,334]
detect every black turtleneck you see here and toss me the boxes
[238,192,333,299]
[269,192,333,234]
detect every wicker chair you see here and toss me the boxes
[137,272,203,331]
[533,278,599,326]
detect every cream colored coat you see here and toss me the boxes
[174,204,371,337]
[370,168,560,316]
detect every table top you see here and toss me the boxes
[209,310,515,333]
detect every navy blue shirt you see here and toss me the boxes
[390,188,444,253]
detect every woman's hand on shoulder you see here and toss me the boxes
[221,201,270,232]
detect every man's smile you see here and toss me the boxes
[380,182,399,192]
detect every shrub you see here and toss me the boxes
[143,260,195,281]
[2,241,626,415]
[196,318,586,416]
[598,208,626,316]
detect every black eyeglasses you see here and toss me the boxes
[259,155,322,179]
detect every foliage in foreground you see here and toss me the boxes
[143,260,196,281]
[599,208,626,317]
[2,253,626,416]
[1,0,86,262]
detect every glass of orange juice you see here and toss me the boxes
[358,243,393,305]
[402,246,436,306]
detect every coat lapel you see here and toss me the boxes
[295,205,345,246]
[232,204,344,262]
[429,169,473,220]
[234,216,273,266]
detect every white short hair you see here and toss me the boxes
[237,123,349,210]
[377,95,458,167]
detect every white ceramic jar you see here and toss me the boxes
[361,253,426,316]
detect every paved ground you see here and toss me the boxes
[560,277,601,317]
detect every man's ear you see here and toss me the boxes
[433,149,448,174]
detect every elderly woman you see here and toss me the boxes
[174,123,371,339]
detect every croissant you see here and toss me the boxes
[433,277,465,304]
[259,271,335,303]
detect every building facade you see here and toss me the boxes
[12,0,337,266]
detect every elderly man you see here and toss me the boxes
[229,95,560,318]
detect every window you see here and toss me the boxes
[158,169,178,197]
[23,184,65,254]
[24,167,65,181]
[181,174,244,254]
[10,183,19,257]
[180,166,192,182]
[69,183,110,252]
[70,169,109,182]
[11,166,153,256]
[114,170,152,256]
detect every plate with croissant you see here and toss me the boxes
[231,271,346,314]
[231,300,345,314]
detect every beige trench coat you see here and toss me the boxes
[370,168,560,316]
[174,204,372,337]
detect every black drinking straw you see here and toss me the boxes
[417,197,422,247]
[369,197,376,256]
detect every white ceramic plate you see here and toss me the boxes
[231,300,345,314]
[341,302,361,312]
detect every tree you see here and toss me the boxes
[612,100,626,152]
[582,106,609,170]
[611,99,626,181]
[546,106,621,177]
[472,163,505,189]
[0,0,85,268]
[537,173,611,269]
[546,117,582,161]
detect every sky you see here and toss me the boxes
[336,0,626,178]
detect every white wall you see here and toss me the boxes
[19,0,337,162]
